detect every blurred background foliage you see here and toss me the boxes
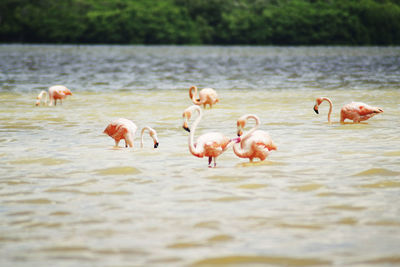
[1,0,400,45]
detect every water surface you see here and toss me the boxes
[1,45,400,266]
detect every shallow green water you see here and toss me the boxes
[1,45,400,266]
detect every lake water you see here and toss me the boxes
[1,45,400,266]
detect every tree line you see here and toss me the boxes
[1,0,400,45]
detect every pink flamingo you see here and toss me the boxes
[182,105,239,167]
[233,114,277,162]
[36,85,72,106]
[189,85,219,108]
[104,118,159,148]
[313,97,383,123]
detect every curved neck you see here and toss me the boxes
[140,126,158,148]
[188,106,203,157]
[321,97,333,123]
[233,142,252,158]
[140,127,150,148]
[189,86,201,105]
[36,91,48,105]
[241,114,260,142]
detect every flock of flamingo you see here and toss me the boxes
[36,85,384,167]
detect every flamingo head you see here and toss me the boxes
[182,105,201,132]
[313,104,319,114]
[183,122,190,132]
[182,108,193,132]
[149,129,159,148]
[313,97,324,114]
[182,112,191,132]
[269,142,278,151]
[65,89,72,95]
[236,117,246,136]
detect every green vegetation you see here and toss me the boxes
[1,0,400,45]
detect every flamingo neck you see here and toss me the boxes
[140,127,150,148]
[233,142,252,158]
[188,106,203,157]
[321,97,333,123]
[241,114,260,142]
[189,86,201,105]
[36,90,48,106]
[140,126,158,148]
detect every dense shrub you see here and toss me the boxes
[1,0,399,45]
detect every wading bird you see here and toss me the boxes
[35,85,72,106]
[233,114,277,162]
[189,85,219,108]
[313,97,383,123]
[104,118,159,148]
[182,105,238,167]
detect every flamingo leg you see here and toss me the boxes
[115,140,119,147]
[213,157,217,168]
[208,157,212,167]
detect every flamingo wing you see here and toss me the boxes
[104,123,127,142]
[248,131,276,160]
[199,88,218,105]
[198,132,230,158]
[104,118,137,143]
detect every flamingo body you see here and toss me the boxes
[36,85,72,106]
[104,118,137,147]
[234,130,276,161]
[233,114,277,162]
[195,132,231,159]
[340,102,384,123]
[189,86,219,108]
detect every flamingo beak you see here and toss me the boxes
[154,142,159,148]
[231,137,241,143]
[270,143,278,151]
[183,121,190,132]
[313,105,319,114]
[237,129,243,137]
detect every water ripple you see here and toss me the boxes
[191,255,332,266]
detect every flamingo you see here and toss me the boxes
[104,118,159,148]
[35,85,72,106]
[313,97,383,123]
[189,85,219,108]
[233,114,277,162]
[182,105,239,167]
